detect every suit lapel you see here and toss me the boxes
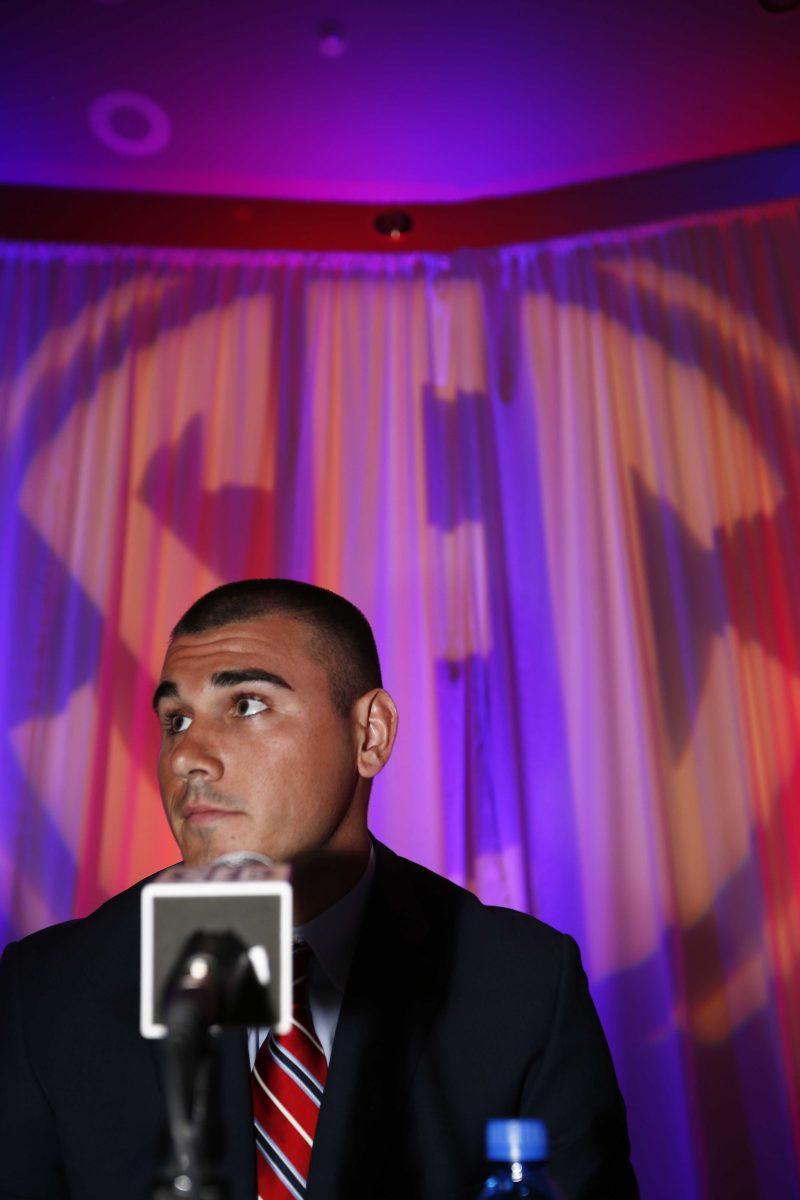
[307,842,447,1200]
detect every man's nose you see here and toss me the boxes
[169,723,223,781]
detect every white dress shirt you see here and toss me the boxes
[247,844,375,1068]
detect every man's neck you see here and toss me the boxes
[290,840,372,925]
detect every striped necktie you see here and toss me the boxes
[251,941,328,1200]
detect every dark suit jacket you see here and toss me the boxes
[0,841,637,1200]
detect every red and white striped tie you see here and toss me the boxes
[251,942,328,1200]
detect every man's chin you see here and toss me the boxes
[177,817,253,866]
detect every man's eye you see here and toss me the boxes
[165,713,192,735]
[233,696,268,718]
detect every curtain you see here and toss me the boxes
[1,200,799,1199]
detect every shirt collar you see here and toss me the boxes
[294,842,375,994]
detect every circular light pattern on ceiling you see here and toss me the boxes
[88,91,172,157]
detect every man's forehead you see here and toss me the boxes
[159,614,313,678]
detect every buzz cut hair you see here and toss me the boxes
[170,578,382,717]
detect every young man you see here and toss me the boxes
[0,579,638,1200]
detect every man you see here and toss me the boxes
[0,579,638,1200]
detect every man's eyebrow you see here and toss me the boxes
[152,669,293,712]
[211,668,293,691]
[152,680,178,711]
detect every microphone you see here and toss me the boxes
[140,851,292,1038]
[141,853,293,1200]
[159,850,283,882]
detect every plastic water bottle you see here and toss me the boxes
[476,1119,564,1198]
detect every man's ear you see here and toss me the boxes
[353,688,398,779]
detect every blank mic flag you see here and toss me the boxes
[140,852,292,1039]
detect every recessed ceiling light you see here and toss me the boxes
[374,211,414,239]
[317,20,348,58]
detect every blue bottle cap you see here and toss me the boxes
[486,1119,548,1163]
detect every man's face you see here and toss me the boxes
[154,614,364,867]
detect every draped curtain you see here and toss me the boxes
[2,200,800,1199]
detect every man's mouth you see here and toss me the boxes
[180,798,242,826]
[183,806,241,827]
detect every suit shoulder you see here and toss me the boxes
[4,869,164,976]
[373,840,570,956]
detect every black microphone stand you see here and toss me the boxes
[152,931,273,1200]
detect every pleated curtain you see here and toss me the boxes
[1,200,799,1198]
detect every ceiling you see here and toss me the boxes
[2,0,800,205]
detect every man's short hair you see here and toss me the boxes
[171,579,382,717]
